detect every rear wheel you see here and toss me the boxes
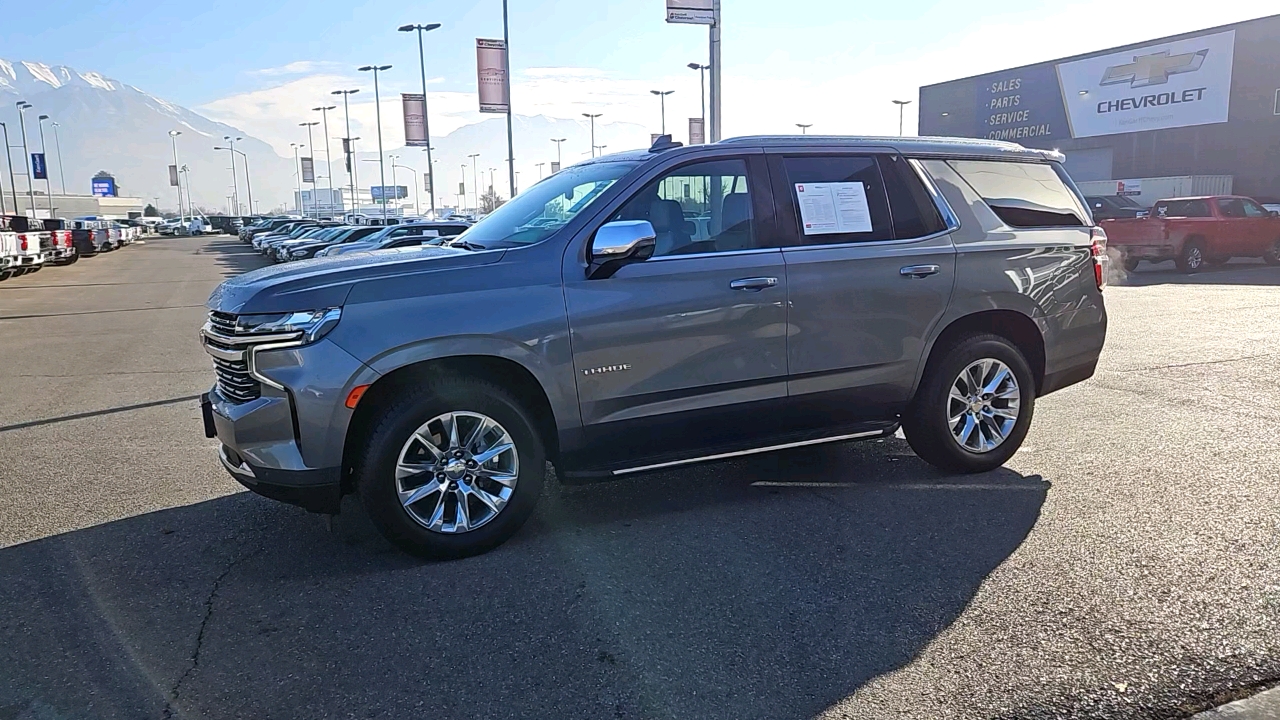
[903,335,1036,473]
[356,375,545,559]
[1122,257,1140,272]
[1264,238,1280,266]
[1176,240,1206,273]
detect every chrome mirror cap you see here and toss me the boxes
[592,220,657,258]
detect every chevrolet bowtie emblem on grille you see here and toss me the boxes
[583,364,631,376]
[1100,49,1208,88]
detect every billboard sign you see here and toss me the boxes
[666,0,714,24]
[370,185,409,201]
[402,93,429,146]
[31,153,47,180]
[1057,30,1234,139]
[301,157,316,183]
[91,177,116,197]
[476,39,510,114]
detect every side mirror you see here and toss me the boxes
[1270,210,1279,218]
[587,220,657,279]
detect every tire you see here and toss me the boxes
[355,375,546,559]
[1122,257,1140,272]
[1264,238,1280,266]
[902,334,1036,474]
[1176,239,1206,273]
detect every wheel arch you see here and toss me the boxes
[912,309,1047,400]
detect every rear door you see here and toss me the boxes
[1214,198,1251,255]
[769,151,957,429]
[562,152,790,469]
[1239,198,1275,254]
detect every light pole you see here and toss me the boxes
[332,89,360,212]
[299,122,319,217]
[688,63,708,135]
[467,153,480,208]
[460,164,468,210]
[399,22,442,217]
[291,142,304,215]
[180,165,193,222]
[215,145,253,219]
[650,90,674,136]
[551,138,566,168]
[594,145,607,156]
[168,130,183,222]
[796,123,812,135]
[709,0,722,142]
[500,0,516,200]
[389,154,401,215]
[892,99,913,137]
[488,167,496,198]
[36,115,53,216]
[535,162,545,179]
[392,160,418,216]
[357,64,392,221]
[581,114,601,157]
[50,121,65,194]
[0,122,12,214]
[223,135,242,214]
[313,105,337,214]
[16,102,35,217]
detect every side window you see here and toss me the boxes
[782,155,893,244]
[1218,199,1246,218]
[1242,199,1268,217]
[610,158,755,257]
[878,155,947,238]
[948,160,1087,228]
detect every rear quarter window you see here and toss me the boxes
[948,160,1087,228]
[1153,200,1211,218]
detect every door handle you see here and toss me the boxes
[729,276,779,291]
[900,264,940,278]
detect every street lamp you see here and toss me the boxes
[688,63,709,136]
[535,162,545,179]
[892,99,913,136]
[550,138,566,168]
[467,153,480,208]
[0,122,14,214]
[223,135,242,214]
[313,105,337,213]
[50,121,65,194]
[398,22,442,217]
[168,130,184,222]
[391,160,419,216]
[299,122,319,217]
[290,142,305,216]
[214,144,253,219]
[16,102,35,217]
[581,115,601,157]
[331,89,360,212]
[796,123,812,135]
[357,64,393,221]
[594,145,607,156]
[36,115,54,216]
[649,90,674,135]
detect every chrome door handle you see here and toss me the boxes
[900,264,940,278]
[729,277,779,291]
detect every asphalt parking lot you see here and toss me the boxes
[0,235,1277,720]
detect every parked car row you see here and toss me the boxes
[1101,195,1280,272]
[0,216,144,280]
[240,217,472,262]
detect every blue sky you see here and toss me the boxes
[3,0,1277,154]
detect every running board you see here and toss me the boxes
[611,428,892,476]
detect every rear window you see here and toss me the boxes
[948,160,1087,228]
[1153,200,1211,218]
[782,155,893,243]
[878,155,947,238]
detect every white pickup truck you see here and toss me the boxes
[0,230,18,280]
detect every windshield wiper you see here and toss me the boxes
[444,238,486,251]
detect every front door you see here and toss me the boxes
[562,155,789,470]
[768,151,957,431]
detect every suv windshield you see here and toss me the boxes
[454,161,640,248]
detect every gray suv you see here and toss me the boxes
[200,136,1108,558]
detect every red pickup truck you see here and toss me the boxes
[1101,195,1280,273]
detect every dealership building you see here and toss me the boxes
[919,14,1280,204]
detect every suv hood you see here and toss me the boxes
[208,246,505,314]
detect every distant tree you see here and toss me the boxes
[480,188,505,214]
[93,170,113,179]
[143,204,160,217]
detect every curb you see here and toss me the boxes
[1191,685,1280,719]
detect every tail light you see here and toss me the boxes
[1090,226,1108,291]
[20,236,27,251]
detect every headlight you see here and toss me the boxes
[236,308,342,344]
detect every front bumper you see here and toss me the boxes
[213,433,342,514]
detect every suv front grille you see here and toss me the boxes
[211,354,260,403]
[203,311,262,403]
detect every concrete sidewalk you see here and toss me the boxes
[1193,686,1280,719]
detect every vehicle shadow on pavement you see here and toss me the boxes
[0,436,1047,720]
[194,235,272,278]
[1113,258,1280,287]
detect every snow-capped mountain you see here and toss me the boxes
[0,59,295,212]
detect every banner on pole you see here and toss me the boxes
[169,164,180,187]
[666,0,714,24]
[341,138,351,154]
[402,94,429,147]
[301,157,316,184]
[550,161,561,174]
[31,153,47,180]
[476,39,511,114]
[689,118,706,145]
[458,182,466,196]
[424,173,432,194]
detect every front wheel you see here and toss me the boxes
[356,375,546,559]
[1264,238,1280,266]
[903,335,1036,473]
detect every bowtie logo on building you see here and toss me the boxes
[1100,49,1209,88]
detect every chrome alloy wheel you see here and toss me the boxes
[947,359,1021,453]
[1185,245,1203,269]
[395,412,519,534]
